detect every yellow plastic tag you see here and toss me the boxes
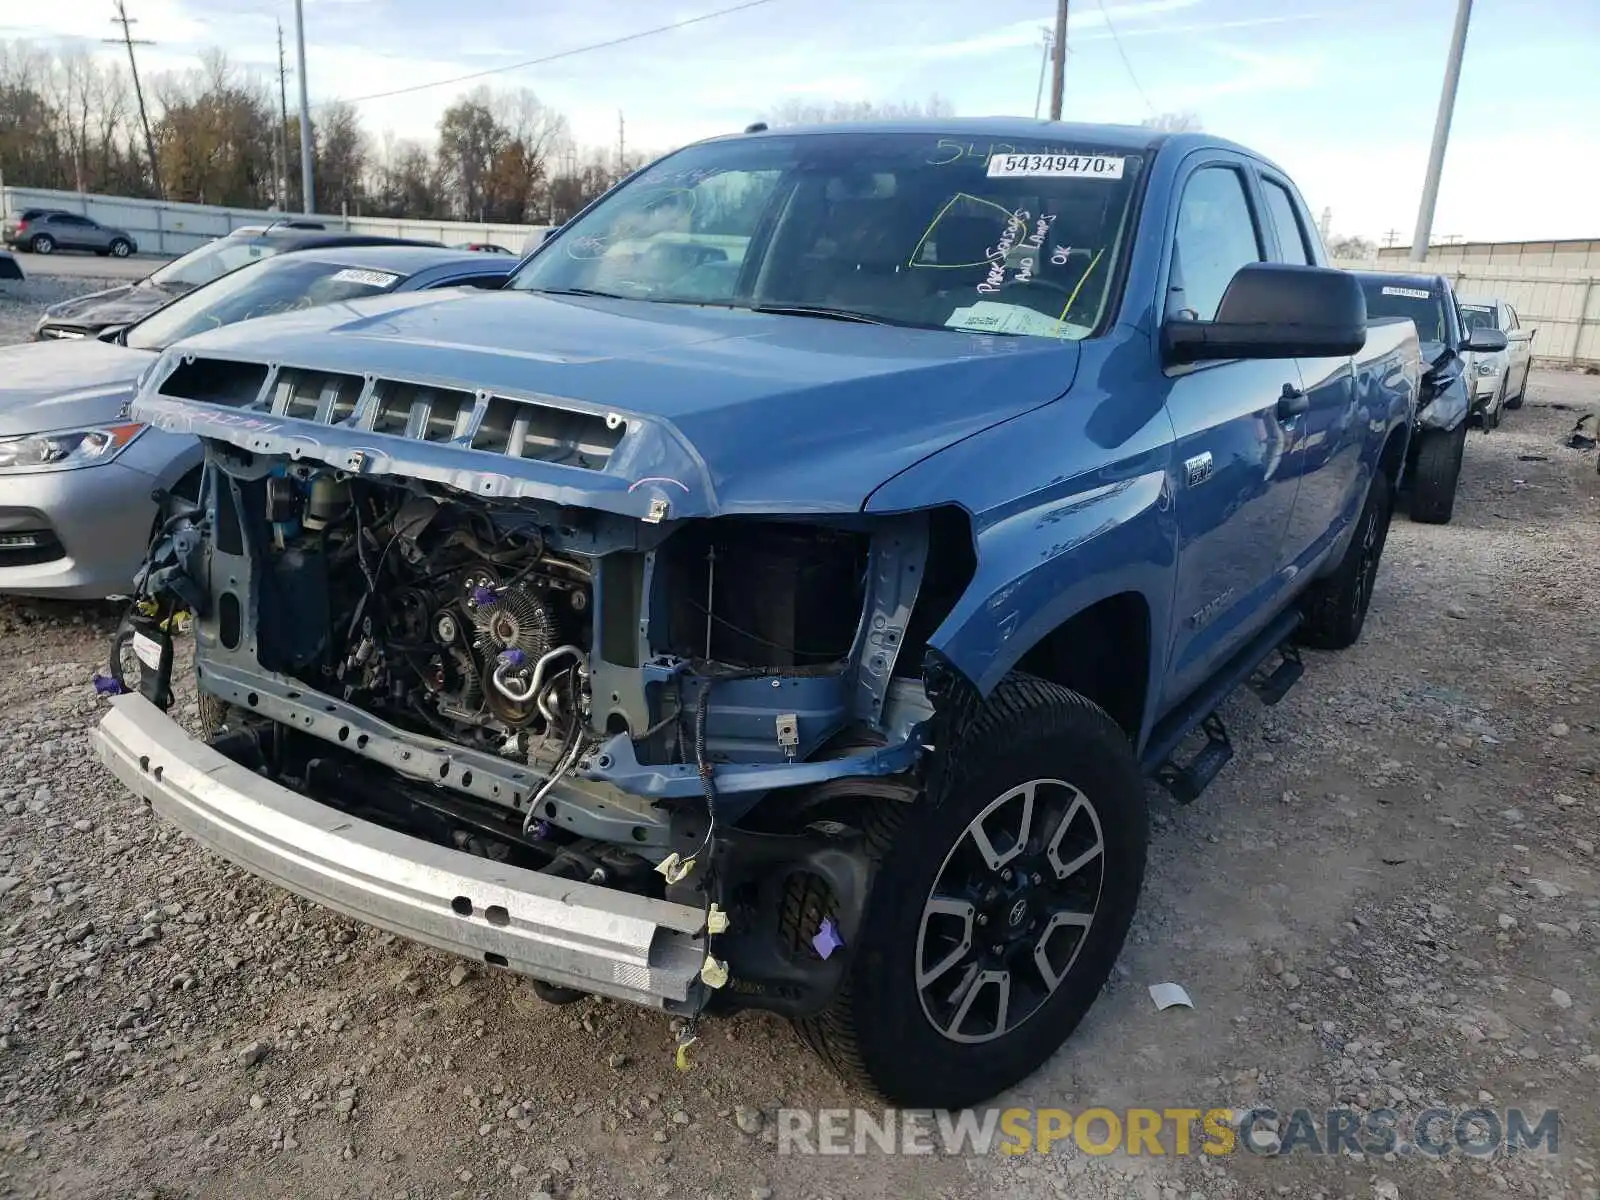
[674,1036,698,1072]
[706,904,729,935]
[700,956,729,989]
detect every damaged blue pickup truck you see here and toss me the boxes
[94,120,1420,1108]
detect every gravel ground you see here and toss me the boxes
[0,280,1596,1200]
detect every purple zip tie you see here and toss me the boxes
[499,648,526,667]
[92,673,128,696]
[472,586,496,606]
[812,918,844,960]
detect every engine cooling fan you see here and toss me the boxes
[469,583,554,659]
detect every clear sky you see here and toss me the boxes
[2,0,1595,243]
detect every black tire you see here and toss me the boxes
[794,675,1148,1109]
[1410,423,1467,525]
[1504,368,1526,410]
[1298,469,1392,650]
[109,238,133,258]
[1481,379,1503,430]
[29,233,55,255]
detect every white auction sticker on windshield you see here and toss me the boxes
[1381,286,1431,299]
[946,300,1089,340]
[331,268,401,287]
[987,153,1125,180]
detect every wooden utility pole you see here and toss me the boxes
[617,111,626,178]
[1048,0,1068,120]
[107,0,162,198]
[276,21,291,211]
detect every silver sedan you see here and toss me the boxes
[0,246,513,598]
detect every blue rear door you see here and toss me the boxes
[1255,168,1364,574]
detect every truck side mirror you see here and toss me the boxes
[1162,263,1368,363]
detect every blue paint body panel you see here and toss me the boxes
[133,120,1421,789]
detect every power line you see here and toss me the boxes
[106,0,162,199]
[332,0,783,106]
[1093,0,1157,117]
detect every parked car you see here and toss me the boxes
[1459,296,1535,423]
[34,228,446,341]
[2,209,137,257]
[96,120,1421,1110]
[227,218,328,236]
[452,241,518,255]
[0,245,515,599]
[0,251,22,282]
[1354,272,1506,524]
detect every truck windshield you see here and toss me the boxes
[511,132,1146,340]
[1360,279,1447,344]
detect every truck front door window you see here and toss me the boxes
[1169,167,1262,323]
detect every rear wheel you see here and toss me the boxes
[29,233,55,255]
[1298,469,1392,650]
[793,675,1147,1108]
[109,238,133,258]
[1410,423,1467,525]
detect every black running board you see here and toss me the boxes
[1249,643,1303,706]
[1141,609,1303,803]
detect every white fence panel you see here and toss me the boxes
[1336,257,1599,367]
[1,185,553,258]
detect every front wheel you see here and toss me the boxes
[1504,368,1527,410]
[1410,423,1468,525]
[1481,379,1504,430]
[109,238,133,258]
[794,676,1148,1108]
[1298,469,1392,650]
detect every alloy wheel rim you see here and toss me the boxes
[915,778,1105,1044]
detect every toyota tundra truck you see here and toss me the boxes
[93,120,1421,1109]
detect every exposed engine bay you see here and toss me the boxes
[118,449,963,1017]
[275,480,598,762]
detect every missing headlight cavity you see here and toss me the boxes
[161,357,269,407]
[659,520,870,670]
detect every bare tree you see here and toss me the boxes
[315,100,368,213]
[762,94,955,125]
[1328,235,1377,261]
[152,51,275,207]
[1140,111,1203,132]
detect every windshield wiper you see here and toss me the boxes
[747,303,890,325]
[527,286,630,300]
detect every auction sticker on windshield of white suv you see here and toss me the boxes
[986,153,1125,179]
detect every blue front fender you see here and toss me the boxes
[864,344,1179,747]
